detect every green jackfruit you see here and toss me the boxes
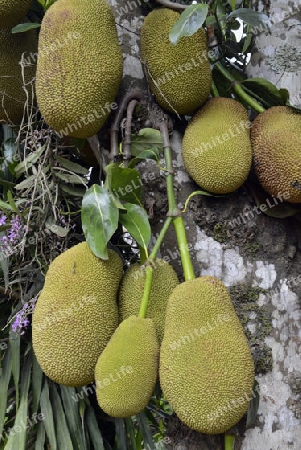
[0,0,32,29]
[182,98,252,194]
[160,276,255,434]
[251,106,301,203]
[32,243,123,387]
[95,316,159,417]
[118,259,179,342]
[0,28,37,124]
[36,0,123,139]
[140,8,211,115]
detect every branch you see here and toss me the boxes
[123,99,139,165]
[155,0,188,11]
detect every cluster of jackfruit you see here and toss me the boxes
[0,2,37,124]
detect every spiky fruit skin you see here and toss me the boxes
[32,243,123,387]
[0,28,37,124]
[36,0,123,139]
[251,106,301,203]
[95,316,159,417]
[160,276,255,434]
[0,0,32,28]
[140,8,211,115]
[118,260,179,342]
[182,97,252,194]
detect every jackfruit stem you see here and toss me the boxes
[213,61,265,113]
[138,265,153,318]
[224,434,235,450]
[160,122,195,281]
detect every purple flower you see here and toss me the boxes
[11,297,37,335]
[0,214,6,226]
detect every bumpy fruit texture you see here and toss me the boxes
[118,259,179,342]
[182,97,252,194]
[160,276,255,434]
[32,243,123,387]
[36,0,123,138]
[0,28,37,124]
[0,0,32,28]
[251,106,301,203]
[95,316,159,417]
[140,8,212,115]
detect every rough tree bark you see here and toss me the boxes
[108,1,301,449]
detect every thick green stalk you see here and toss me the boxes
[138,216,173,318]
[224,434,235,450]
[160,122,195,281]
[213,61,265,113]
[138,265,153,318]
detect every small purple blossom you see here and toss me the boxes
[0,214,26,257]
[0,213,6,226]
[11,298,37,335]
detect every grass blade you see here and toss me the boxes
[114,418,127,450]
[34,420,45,450]
[0,348,12,437]
[9,331,20,408]
[40,378,57,450]
[136,411,158,450]
[5,353,32,450]
[32,352,43,416]
[49,383,73,450]
[60,385,86,450]
[85,405,105,450]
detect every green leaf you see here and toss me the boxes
[5,353,32,450]
[81,185,119,260]
[15,174,37,191]
[11,23,41,33]
[60,185,86,197]
[114,419,127,450]
[3,137,19,176]
[0,349,12,438]
[60,385,87,450]
[241,78,289,107]
[246,380,260,428]
[9,331,20,408]
[85,406,105,450]
[104,163,142,205]
[0,199,14,212]
[54,155,89,175]
[169,4,209,45]
[40,379,57,450]
[14,144,46,177]
[124,418,137,449]
[224,434,235,450]
[35,420,46,450]
[130,128,163,157]
[230,0,236,11]
[32,352,43,416]
[50,383,74,450]
[136,412,158,450]
[227,8,269,27]
[7,190,21,215]
[119,203,151,253]
[52,169,87,185]
[183,190,221,212]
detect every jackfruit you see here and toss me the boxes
[160,276,255,434]
[182,97,252,194]
[251,106,301,203]
[0,28,37,124]
[118,259,179,342]
[36,0,123,139]
[0,0,32,29]
[95,315,159,417]
[32,242,123,387]
[140,8,212,115]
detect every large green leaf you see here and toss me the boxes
[40,379,57,450]
[104,164,142,205]
[5,354,32,450]
[50,383,73,450]
[169,4,209,45]
[81,185,119,260]
[11,23,41,33]
[0,349,12,438]
[119,204,151,253]
[241,78,289,107]
[34,420,46,450]
[129,129,163,157]
[227,8,269,27]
